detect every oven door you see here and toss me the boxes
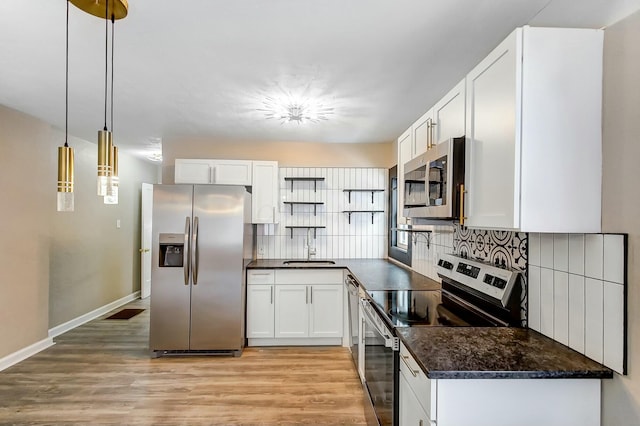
[361,298,399,426]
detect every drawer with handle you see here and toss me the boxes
[400,342,437,422]
[247,269,275,285]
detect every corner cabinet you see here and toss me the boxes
[247,269,344,346]
[464,26,603,232]
[251,161,279,224]
[175,159,252,185]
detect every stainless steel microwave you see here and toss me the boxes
[403,136,465,220]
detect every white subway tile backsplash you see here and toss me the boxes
[540,234,554,268]
[603,281,625,374]
[553,234,569,272]
[584,277,604,364]
[540,268,555,338]
[585,234,604,279]
[604,235,625,285]
[528,266,541,332]
[261,167,387,260]
[568,234,585,276]
[553,271,569,346]
[568,274,585,354]
[529,233,541,267]
[526,232,625,374]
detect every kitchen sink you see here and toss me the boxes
[282,260,336,265]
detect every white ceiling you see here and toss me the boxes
[1,0,638,161]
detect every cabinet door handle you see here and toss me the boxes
[401,354,419,377]
[427,118,437,150]
[270,286,273,304]
[310,286,313,304]
[210,166,218,183]
[306,286,309,304]
[459,183,467,226]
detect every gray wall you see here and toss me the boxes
[601,9,640,425]
[0,105,158,358]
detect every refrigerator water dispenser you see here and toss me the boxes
[159,233,184,267]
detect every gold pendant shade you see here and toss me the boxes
[70,0,129,20]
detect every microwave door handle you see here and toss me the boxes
[192,216,199,285]
[184,217,190,286]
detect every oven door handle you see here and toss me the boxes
[345,277,358,296]
[360,299,398,350]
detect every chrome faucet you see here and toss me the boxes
[306,228,316,260]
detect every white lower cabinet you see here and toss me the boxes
[398,342,603,426]
[309,284,344,338]
[399,343,436,426]
[246,270,275,338]
[275,285,309,338]
[399,373,433,426]
[247,269,344,346]
[246,284,274,338]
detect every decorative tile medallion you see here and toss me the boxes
[453,224,529,325]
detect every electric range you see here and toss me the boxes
[360,254,523,426]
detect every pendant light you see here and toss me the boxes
[69,0,127,196]
[69,0,128,20]
[104,15,119,205]
[57,0,74,212]
[97,0,113,196]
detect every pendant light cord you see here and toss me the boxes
[65,0,69,147]
[103,0,109,131]
[110,14,114,135]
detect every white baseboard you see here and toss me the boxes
[0,337,54,372]
[48,291,141,339]
[248,337,343,346]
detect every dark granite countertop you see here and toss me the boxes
[397,326,613,380]
[247,258,441,291]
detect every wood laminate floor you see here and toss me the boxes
[0,298,368,425]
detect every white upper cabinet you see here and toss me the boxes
[396,79,466,224]
[412,108,433,156]
[251,161,279,224]
[397,128,413,225]
[464,26,603,232]
[433,79,465,145]
[174,159,252,185]
[174,159,213,184]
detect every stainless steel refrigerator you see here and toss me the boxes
[149,185,253,356]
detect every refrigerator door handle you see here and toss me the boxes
[184,217,191,286]
[192,216,199,285]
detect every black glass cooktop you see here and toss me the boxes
[366,290,442,328]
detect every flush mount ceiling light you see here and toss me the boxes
[259,97,334,124]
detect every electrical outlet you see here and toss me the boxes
[116,219,121,229]
[257,246,264,256]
